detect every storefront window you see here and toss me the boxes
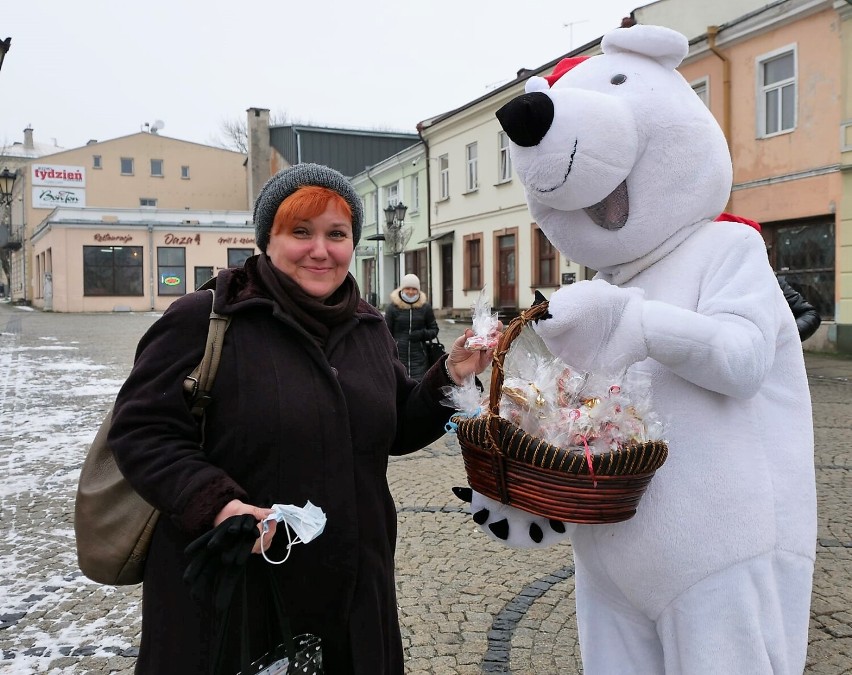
[766,219,834,320]
[157,247,187,296]
[195,266,214,290]
[83,246,144,296]
[228,248,254,268]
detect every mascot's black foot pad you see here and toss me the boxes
[473,509,490,525]
[452,486,473,503]
[550,520,566,533]
[489,518,510,540]
[529,523,544,543]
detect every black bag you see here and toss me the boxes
[216,569,323,675]
[424,338,446,366]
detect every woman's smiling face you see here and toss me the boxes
[266,201,354,300]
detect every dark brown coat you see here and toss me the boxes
[108,257,455,674]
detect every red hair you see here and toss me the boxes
[271,185,352,236]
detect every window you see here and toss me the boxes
[140,197,158,207]
[404,249,428,285]
[764,219,834,320]
[181,165,190,179]
[691,77,709,108]
[120,157,134,175]
[83,246,144,296]
[150,159,164,177]
[93,155,102,169]
[533,226,558,286]
[758,48,796,137]
[464,233,483,290]
[194,266,214,290]
[411,174,420,212]
[385,182,399,207]
[465,143,478,192]
[228,248,254,268]
[438,155,449,200]
[157,247,186,296]
[498,131,512,182]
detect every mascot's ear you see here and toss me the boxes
[525,76,550,94]
[601,24,689,70]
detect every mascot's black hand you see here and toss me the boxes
[452,486,564,543]
[532,290,553,323]
[183,514,259,613]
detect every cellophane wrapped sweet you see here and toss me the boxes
[464,291,500,351]
[496,325,664,454]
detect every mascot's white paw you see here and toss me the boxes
[534,279,648,375]
[454,488,575,549]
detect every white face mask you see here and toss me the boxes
[260,501,327,565]
[401,291,420,303]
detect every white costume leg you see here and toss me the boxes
[574,556,665,675]
[655,551,813,674]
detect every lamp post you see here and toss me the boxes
[0,168,18,205]
[0,38,11,74]
[383,202,409,287]
[0,168,19,300]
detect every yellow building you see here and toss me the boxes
[4,130,248,310]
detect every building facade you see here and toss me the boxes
[3,131,248,309]
[350,144,429,307]
[31,207,254,312]
[417,0,851,351]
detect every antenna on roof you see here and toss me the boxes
[150,120,165,134]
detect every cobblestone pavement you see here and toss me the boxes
[0,303,850,674]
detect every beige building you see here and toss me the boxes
[3,130,248,309]
[31,207,253,313]
[418,0,851,352]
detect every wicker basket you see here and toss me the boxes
[453,301,668,524]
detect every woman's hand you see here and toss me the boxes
[214,499,275,554]
[446,324,503,383]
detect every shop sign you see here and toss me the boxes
[164,233,201,245]
[33,187,86,208]
[217,236,256,245]
[94,233,133,243]
[162,275,182,286]
[31,164,86,187]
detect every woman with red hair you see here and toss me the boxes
[109,164,497,674]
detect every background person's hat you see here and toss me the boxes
[401,273,421,291]
[253,163,364,252]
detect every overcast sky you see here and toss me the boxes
[2,0,641,153]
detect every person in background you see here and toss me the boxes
[385,273,439,380]
[108,164,497,674]
[717,212,821,342]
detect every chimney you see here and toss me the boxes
[23,126,34,149]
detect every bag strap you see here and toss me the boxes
[182,288,232,419]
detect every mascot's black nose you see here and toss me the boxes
[496,92,554,147]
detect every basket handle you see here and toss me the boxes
[488,300,551,417]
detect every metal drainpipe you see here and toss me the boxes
[416,123,433,304]
[148,224,155,310]
[707,25,733,210]
[366,166,381,306]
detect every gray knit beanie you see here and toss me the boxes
[253,163,364,252]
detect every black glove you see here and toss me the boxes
[451,486,565,543]
[183,514,259,614]
[409,329,425,342]
[532,290,553,323]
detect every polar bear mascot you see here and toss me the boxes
[466,24,816,674]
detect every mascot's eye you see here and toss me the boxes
[611,74,627,85]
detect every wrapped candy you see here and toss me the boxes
[496,324,664,453]
[465,290,500,351]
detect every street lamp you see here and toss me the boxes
[383,202,409,286]
[0,168,17,206]
[0,38,11,74]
